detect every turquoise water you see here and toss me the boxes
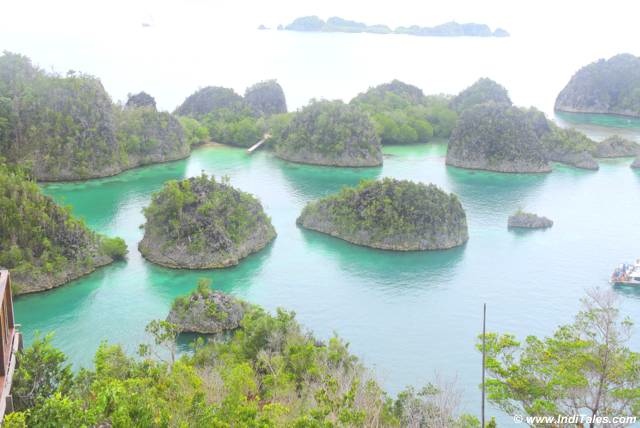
[15,143,640,421]
[554,111,640,142]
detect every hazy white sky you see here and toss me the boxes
[3,0,639,39]
[2,0,639,114]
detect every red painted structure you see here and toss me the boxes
[0,270,21,420]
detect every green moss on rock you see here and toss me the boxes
[297,178,468,250]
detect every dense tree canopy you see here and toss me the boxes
[351,80,458,143]
[175,86,272,147]
[480,290,640,426]
[0,161,126,294]
[5,283,479,427]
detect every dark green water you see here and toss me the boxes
[15,143,640,419]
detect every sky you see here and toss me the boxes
[3,0,639,39]
[2,0,639,113]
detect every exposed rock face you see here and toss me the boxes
[274,100,382,167]
[244,80,287,116]
[174,86,246,118]
[450,78,512,113]
[508,211,553,229]
[168,288,247,334]
[139,174,276,269]
[632,158,640,169]
[594,135,640,158]
[447,103,551,173]
[555,54,640,117]
[297,178,468,250]
[126,92,157,110]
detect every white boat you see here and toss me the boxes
[611,259,640,286]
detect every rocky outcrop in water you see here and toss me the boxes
[555,54,640,117]
[447,102,551,173]
[139,174,276,269]
[168,284,248,334]
[297,178,468,250]
[274,100,382,167]
[594,135,640,158]
[508,211,553,229]
[632,158,640,169]
[244,80,287,116]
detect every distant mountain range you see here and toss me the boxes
[262,16,509,37]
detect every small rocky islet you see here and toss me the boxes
[555,53,640,118]
[297,178,468,250]
[167,280,249,334]
[138,173,276,269]
[508,210,554,229]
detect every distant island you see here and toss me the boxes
[297,178,468,250]
[555,54,640,118]
[280,16,509,37]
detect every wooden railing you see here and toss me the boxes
[0,270,20,420]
